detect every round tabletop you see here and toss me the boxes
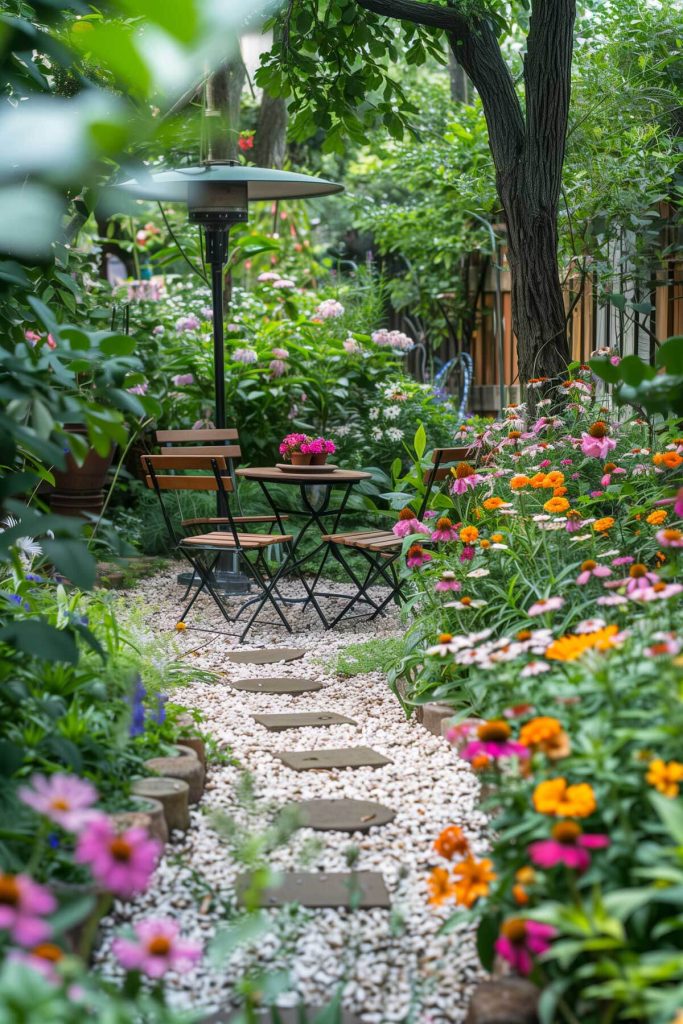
[236,467,372,485]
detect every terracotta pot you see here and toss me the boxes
[290,452,312,466]
[50,425,115,518]
[310,452,328,466]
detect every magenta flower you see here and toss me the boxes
[0,874,55,946]
[171,373,194,386]
[435,572,461,592]
[580,433,617,459]
[575,561,611,585]
[113,918,202,978]
[393,518,430,538]
[656,528,683,548]
[675,489,683,517]
[528,596,564,616]
[460,738,529,762]
[529,821,610,872]
[18,773,101,832]
[406,544,432,568]
[75,818,161,898]
[495,919,556,976]
[431,519,460,542]
[460,545,476,563]
[451,472,483,495]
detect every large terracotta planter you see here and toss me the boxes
[290,452,312,466]
[50,425,114,518]
[310,452,328,466]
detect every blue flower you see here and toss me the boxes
[25,573,44,583]
[151,693,167,726]
[128,674,147,738]
[48,833,60,849]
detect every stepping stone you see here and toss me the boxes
[275,746,391,771]
[227,648,305,665]
[237,870,390,909]
[231,677,322,695]
[253,711,356,731]
[202,1008,362,1024]
[291,798,396,833]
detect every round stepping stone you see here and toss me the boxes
[230,677,322,695]
[292,798,396,833]
[227,648,306,665]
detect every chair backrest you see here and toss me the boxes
[156,428,241,461]
[141,454,234,492]
[417,445,477,519]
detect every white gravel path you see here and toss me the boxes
[97,569,487,1022]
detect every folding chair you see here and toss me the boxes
[142,453,299,641]
[322,445,474,627]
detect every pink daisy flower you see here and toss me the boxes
[460,720,529,762]
[75,818,161,898]
[435,572,461,593]
[393,516,430,539]
[575,560,611,585]
[406,544,432,569]
[633,583,683,602]
[431,517,460,542]
[113,918,202,978]
[18,773,101,832]
[451,472,483,496]
[528,596,565,616]
[0,874,55,946]
[597,594,628,606]
[495,919,556,976]
[656,528,683,548]
[580,433,617,460]
[529,821,610,872]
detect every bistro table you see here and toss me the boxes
[235,466,373,628]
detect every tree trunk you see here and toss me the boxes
[205,57,246,162]
[254,92,288,168]
[448,51,470,104]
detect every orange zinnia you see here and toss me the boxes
[492,533,504,543]
[646,759,683,798]
[543,497,570,514]
[434,825,469,860]
[646,509,668,526]
[653,451,683,470]
[426,866,458,906]
[452,855,497,908]
[543,471,565,488]
[510,475,530,490]
[593,517,615,532]
[483,497,507,510]
[520,717,571,760]
[545,624,619,662]
[460,526,479,544]
[530,473,547,488]
[533,777,596,818]
[553,486,568,497]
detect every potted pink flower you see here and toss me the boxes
[279,433,313,465]
[302,437,337,466]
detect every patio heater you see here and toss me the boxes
[117,162,343,593]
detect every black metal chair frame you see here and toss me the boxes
[143,455,320,642]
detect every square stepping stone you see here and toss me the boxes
[237,871,390,909]
[227,648,305,665]
[275,746,391,771]
[291,798,396,833]
[253,712,356,731]
[230,678,322,695]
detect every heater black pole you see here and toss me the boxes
[210,256,226,430]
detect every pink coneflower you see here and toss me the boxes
[600,465,626,487]
[435,571,461,593]
[112,918,202,978]
[529,821,610,872]
[406,544,432,568]
[621,563,659,594]
[520,660,551,677]
[431,517,460,542]
[656,528,683,548]
[18,773,101,832]
[574,617,607,634]
[597,594,628,606]
[632,582,683,602]
[580,426,617,460]
[675,489,683,517]
[393,508,430,538]
[0,874,55,946]
[612,555,634,566]
[426,632,464,656]
[460,720,530,762]
[75,818,161,898]
[495,919,556,976]
[528,596,565,616]
[450,463,483,495]
[575,560,611,585]
[171,373,194,386]
[645,633,680,658]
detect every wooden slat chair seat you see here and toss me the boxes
[322,530,400,555]
[141,453,299,640]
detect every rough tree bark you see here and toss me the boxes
[254,92,289,168]
[356,0,575,384]
[205,57,246,162]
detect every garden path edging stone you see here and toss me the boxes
[144,754,205,803]
[131,776,191,831]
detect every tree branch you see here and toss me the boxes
[356,0,470,35]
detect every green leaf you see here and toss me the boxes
[42,539,96,590]
[0,621,78,664]
[651,792,683,844]
[476,911,502,971]
[618,355,656,386]
[413,423,426,459]
[656,337,683,375]
[607,292,626,311]
[0,740,25,777]
[589,357,621,384]
[100,334,137,357]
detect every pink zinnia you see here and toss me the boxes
[0,874,55,946]
[75,818,161,898]
[495,919,556,976]
[528,596,564,616]
[580,432,617,459]
[529,821,610,872]
[18,773,101,832]
[460,544,476,563]
[575,560,611,586]
[113,918,202,978]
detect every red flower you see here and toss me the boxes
[238,135,254,152]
